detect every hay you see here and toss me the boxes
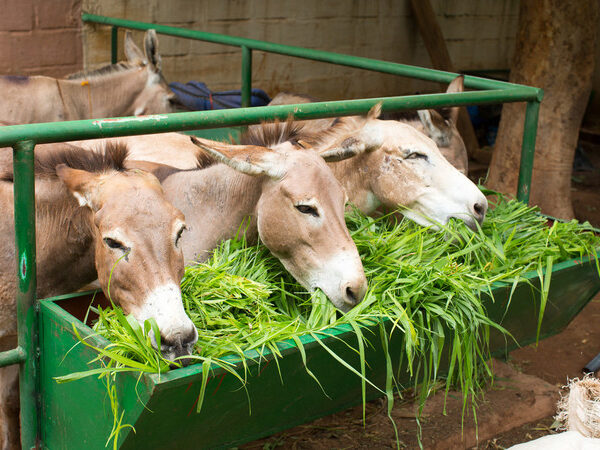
[556,375,600,438]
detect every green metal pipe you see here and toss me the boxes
[111,26,119,64]
[0,88,538,147]
[516,100,542,204]
[13,140,40,449]
[0,346,26,368]
[81,13,542,97]
[241,45,252,108]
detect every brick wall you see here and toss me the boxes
[82,0,520,100]
[0,0,83,77]
[4,1,600,109]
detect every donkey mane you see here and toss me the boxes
[0,143,129,182]
[241,119,306,147]
[65,62,138,81]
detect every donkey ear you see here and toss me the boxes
[446,75,464,94]
[417,109,435,132]
[144,29,162,73]
[319,136,372,162]
[418,110,450,147]
[55,164,100,211]
[367,102,382,120]
[190,136,284,179]
[124,31,145,64]
[444,75,464,124]
[319,120,384,162]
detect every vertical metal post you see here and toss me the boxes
[13,140,40,449]
[516,100,541,204]
[241,45,253,108]
[111,26,119,64]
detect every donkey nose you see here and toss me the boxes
[342,279,367,307]
[472,201,487,224]
[161,326,198,367]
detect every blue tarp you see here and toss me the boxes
[169,81,271,111]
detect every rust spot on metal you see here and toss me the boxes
[211,373,226,396]
[187,389,201,417]
[258,359,270,376]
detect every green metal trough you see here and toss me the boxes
[39,255,600,449]
[3,14,596,449]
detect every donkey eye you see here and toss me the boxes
[175,225,186,247]
[103,237,127,251]
[295,204,320,217]
[406,152,428,161]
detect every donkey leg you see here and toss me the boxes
[0,365,20,450]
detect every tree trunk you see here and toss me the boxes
[486,0,598,219]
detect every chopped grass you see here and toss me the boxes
[55,194,600,446]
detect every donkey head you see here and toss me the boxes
[123,30,176,115]
[191,136,368,312]
[57,163,197,362]
[319,104,487,230]
[416,76,468,174]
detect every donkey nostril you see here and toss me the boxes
[473,202,486,221]
[345,286,358,305]
[178,354,193,367]
[183,327,198,347]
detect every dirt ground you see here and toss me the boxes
[242,298,600,450]
[242,137,600,450]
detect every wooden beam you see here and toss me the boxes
[409,0,480,158]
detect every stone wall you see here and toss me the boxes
[82,0,520,100]
[0,0,83,77]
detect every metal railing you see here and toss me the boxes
[0,14,543,448]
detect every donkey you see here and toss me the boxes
[0,144,196,449]
[267,76,469,174]
[0,30,175,124]
[126,133,370,312]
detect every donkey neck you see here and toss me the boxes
[162,164,263,264]
[33,184,97,297]
[58,68,149,120]
[327,153,381,214]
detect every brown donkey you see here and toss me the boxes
[0,30,175,124]
[0,145,196,449]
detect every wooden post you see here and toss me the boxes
[409,0,480,159]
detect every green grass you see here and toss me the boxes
[56,194,600,447]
